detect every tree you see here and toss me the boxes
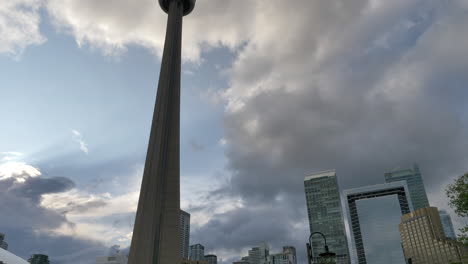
[446,173,468,244]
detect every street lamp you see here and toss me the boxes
[306,232,336,264]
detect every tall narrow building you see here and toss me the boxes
[384,164,429,210]
[439,209,457,239]
[304,170,350,264]
[180,210,191,259]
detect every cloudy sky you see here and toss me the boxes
[1,0,468,263]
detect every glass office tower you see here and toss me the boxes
[304,170,350,264]
[384,164,429,210]
[439,209,457,239]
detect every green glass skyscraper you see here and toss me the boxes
[384,164,430,211]
[304,170,350,264]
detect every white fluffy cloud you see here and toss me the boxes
[0,0,45,56]
[44,0,254,60]
[0,161,41,182]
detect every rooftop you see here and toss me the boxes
[304,169,336,181]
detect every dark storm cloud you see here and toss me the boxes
[0,175,107,262]
[192,1,468,263]
[12,176,75,203]
[191,201,310,263]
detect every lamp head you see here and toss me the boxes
[159,0,196,16]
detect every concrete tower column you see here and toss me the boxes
[128,0,195,263]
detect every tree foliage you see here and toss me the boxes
[446,173,468,217]
[446,173,468,244]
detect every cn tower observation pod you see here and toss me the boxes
[159,0,196,16]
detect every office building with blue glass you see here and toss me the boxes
[384,164,429,211]
[304,170,350,264]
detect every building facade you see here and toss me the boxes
[204,254,217,264]
[248,243,269,264]
[28,254,50,264]
[282,246,297,264]
[304,170,350,264]
[344,181,413,264]
[180,210,191,259]
[400,207,468,264]
[384,164,430,210]
[0,234,7,250]
[190,244,205,261]
[439,209,457,239]
[266,253,283,264]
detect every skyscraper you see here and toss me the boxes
[204,254,217,264]
[400,207,468,264]
[248,243,269,264]
[304,170,350,264]
[128,0,196,263]
[439,209,457,239]
[190,244,205,261]
[0,233,7,250]
[28,254,49,264]
[180,210,191,259]
[384,164,430,210]
[282,246,297,264]
[344,181,413,264]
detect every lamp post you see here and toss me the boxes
[306,232,336,264]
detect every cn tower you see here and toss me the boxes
[128,0,195,263]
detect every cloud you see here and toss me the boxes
[0,164,108,262]
[0,161,41,182]
[44,0,255,60]
[0,159,137,263]
[181,0,468,263]
[72,130,89,154]
[0,0,46,56]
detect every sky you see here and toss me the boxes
[0,0,468,263]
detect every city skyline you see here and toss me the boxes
[1,0,468,263]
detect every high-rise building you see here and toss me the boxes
[0,234,7,250]
[384,164,430,210]
[190,244,205,261]
[266,253,283,264]
[400,207,468,264]
[304,170,350,264]
[265,246,297,264]
[344,181,413,264]
[180,210,191,259]
[439,209,457,239]
[282,246,297,264]
[204,254,217,264]
[28,254,49,264]
[248,243,269,264]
